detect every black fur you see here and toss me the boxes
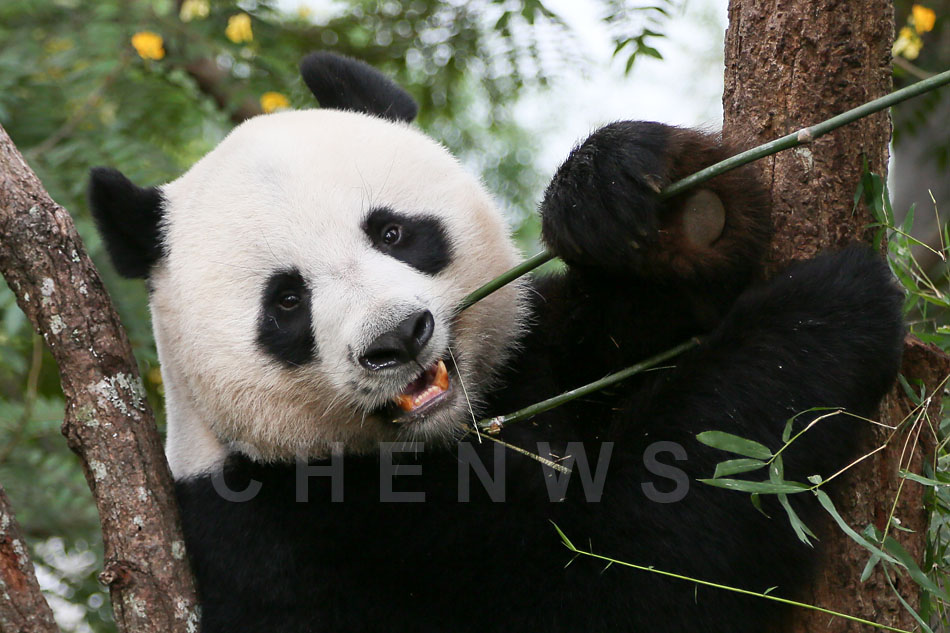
[174,121,905,632]
[87,167,165,278]
[363,206,453,275]
[300,52,418,123]
[256,269,316,366]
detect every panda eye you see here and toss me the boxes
[381,224,402,246]
[277,292,301,311]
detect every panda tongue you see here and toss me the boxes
[394,360,449,412]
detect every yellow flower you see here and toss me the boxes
[893,26,923,59]
[260,91,290,113]
[226,13,253,43]
[180,0,210,22]
[131,31,165,61]
[912,4,936,33]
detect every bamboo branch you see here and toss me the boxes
[0,485,59,633]
[478,337,701,434]
[554,526,914,633]
[460,68,950,310]
[0,123,199,633]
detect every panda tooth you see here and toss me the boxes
[434,360,449,390]
[394,394,415,411]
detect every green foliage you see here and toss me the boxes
[605,0,678,71]
[873,169,950,627]
[892,0,949,168]
[862,164,950,345]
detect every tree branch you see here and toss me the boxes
[0,484,59,633]
[186,57,263,124]
[0,123,198,633]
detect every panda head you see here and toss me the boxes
[89,53,527,478]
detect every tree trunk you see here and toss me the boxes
[0,124,199,633]
[723,1,949,631]
[0,485,59,633]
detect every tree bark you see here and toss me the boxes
[723,1,950,631]
[0,485,59,633]
[0,124,199,633]
[723,0,895,266]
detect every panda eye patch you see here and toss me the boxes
[257,269,316,366]
[363,207,452,275]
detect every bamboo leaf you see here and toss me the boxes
[699,478,809,494]
[897,374,924,405]
[714,458,767,478]
[883,567,935,633]
[860,554,881,582]
[697,431,772,459]
[883,535,946,598]
[900,471,950,487]
[777,494,816,546]
[815,490,897,564]
[770,456,816,546]
[550,521,576,551]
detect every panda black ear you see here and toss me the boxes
[87,167,165,279]
[299,52,418,123]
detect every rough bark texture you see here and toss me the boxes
[723,2,950,631]
[723,0,895,267]
[0,485,59,633]
[0,124,199,633]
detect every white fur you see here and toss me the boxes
[149,109,527,479]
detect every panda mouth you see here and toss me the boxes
[390,359,452,421]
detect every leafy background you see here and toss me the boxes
[0,0,946,631]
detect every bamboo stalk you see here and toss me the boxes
[478,337,701,434]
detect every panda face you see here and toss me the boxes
[146,109,526,476]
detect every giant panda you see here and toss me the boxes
[88,52,904,633]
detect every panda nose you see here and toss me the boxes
[358,310,434,371]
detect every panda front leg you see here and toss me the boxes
[617,245,906,470]
[532,121,771,384]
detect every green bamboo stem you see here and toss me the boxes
[457,250,555,311]
[556,532,914,633]
[477,337,701,434]
[460,68,950,311]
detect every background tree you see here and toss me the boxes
[891,0,949,274]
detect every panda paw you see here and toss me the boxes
[540,121,765,282]
[540,121,676,272]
